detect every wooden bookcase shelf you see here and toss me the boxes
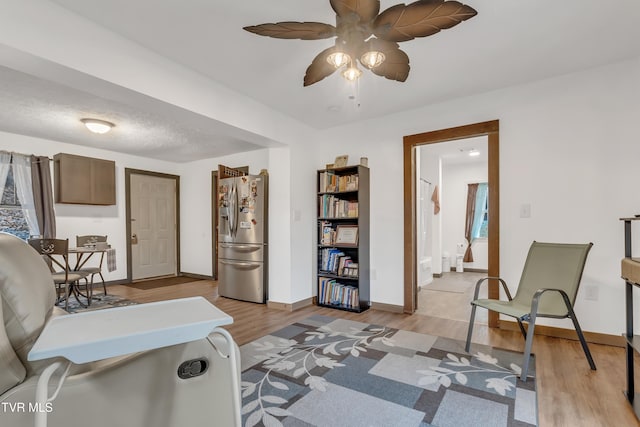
[316,165,369,313]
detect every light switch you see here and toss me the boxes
[520,204,531,218]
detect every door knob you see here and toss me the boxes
[131,234,138,244]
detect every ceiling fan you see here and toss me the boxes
[244,0,477,86]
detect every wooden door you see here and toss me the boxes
[130,173,177,280]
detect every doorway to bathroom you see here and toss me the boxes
[403,120,499,328]
[414,136,489,323]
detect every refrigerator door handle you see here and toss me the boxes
[219,243,262,250]
[229,183,237,238]
[219,260,261,269]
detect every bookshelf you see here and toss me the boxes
[316,165,369,312]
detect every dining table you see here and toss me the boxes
[68,246,116,272]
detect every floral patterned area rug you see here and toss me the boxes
[240,315,537,427]
[62,293,138,314]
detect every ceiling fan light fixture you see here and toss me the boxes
[342,64,362,82]
[244,0,478,86]
[360,51,386,69]
[326,51,350,68]
[81,118,114,134]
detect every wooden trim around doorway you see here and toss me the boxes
[403,121,500,327]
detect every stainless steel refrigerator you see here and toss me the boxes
[217,174,268,303]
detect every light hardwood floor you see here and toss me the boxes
[109,280,639,427]
[416,272,488,323]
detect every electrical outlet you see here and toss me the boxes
[584,285,599,301]
[520,204,531,218]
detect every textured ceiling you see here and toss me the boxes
[0,64,273,162]
[1,1,639,162]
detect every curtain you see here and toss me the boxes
[31,155,56,238]
[11,153,40,237]
[0,151,11,197]
[471,183,488,240]
[463,183,478,262]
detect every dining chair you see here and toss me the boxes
[465,241,596,380]
[28,238,90,310]
[76,235,108,296]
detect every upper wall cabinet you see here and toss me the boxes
[54,153,116,205]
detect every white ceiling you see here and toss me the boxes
[2,0,640,161]
[420,135,487,166]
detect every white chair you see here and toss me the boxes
[0,233,241,427]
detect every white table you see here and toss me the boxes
[28,297,239,427]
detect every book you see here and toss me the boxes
[318,277,359,308]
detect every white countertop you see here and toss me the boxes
[28,296,233,364]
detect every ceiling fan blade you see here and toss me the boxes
[243,22,336,40]
[330,0,380,23]
[373,0,477,42]
[365,40,410,82]
[304,47,340,86]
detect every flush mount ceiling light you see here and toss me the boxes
[81,118,114,134]
[468,149,480,156]
[244,0,477,86]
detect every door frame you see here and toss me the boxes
[125,168,180,282]
[403,120,500,327]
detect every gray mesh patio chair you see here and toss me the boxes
[465,241,596,380]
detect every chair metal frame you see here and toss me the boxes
[465,241,597,380]
[75,235,108,297]
[28,238,90,309]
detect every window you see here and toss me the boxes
[471,182,488,240]
[477,193,488,238]
[0,167,30,240]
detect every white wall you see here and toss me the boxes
[0,133,297,305]
[0,1,320,307]
[2,7,639,336]
[177,149,270,277]
[0,131,181,282]
[441,162,488,270]
[309,56,640,335]
[178,142,316,305]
